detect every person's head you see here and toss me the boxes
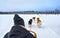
[13,14,25,27]
[32,17,35,20]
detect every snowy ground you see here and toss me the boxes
[0,14,60,38]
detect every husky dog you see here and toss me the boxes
[28,19,33,27]
[32,17,37,26]
[33,17,35,20]
[37,17,42,28]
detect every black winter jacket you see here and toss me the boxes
[4,26,35,38]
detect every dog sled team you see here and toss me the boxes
[28,17,42,28]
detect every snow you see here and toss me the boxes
[0,14,60,38]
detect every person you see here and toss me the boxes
[4,14,35,38]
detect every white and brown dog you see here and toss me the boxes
[37,17,42,28]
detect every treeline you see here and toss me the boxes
[0,11,60,14]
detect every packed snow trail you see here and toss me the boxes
[0,14,60,38]
[26,23,60,38]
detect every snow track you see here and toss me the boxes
[0,14,60,38]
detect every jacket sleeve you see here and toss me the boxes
[25,33,35,38]
[4,33,9,38]
[9,30,35,38]
[9,26,35,38]
[9,30,24,38]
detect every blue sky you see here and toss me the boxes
[0,0,60,12]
